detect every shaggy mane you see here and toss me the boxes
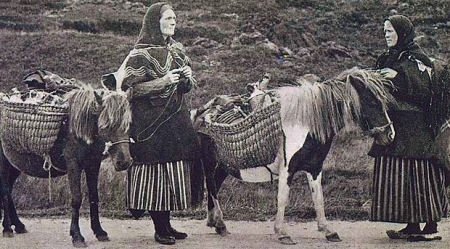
[65,84,98,144]
[64,84,131,144]
[278,68,394,143]
[98,91,132,134]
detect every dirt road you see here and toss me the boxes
[0,218,449,249]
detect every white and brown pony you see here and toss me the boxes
[193,68,396,244]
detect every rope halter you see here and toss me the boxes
[102,137,135,156]
[365,111,395,141]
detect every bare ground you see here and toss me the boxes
[1,218,449,249]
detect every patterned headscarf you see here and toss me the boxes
[102,2,194,91]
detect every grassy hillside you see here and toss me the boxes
[0,0,449,221]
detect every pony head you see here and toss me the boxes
[341,68,396,145]
[65,84,133,171]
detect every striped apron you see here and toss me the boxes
[127,160,192,211]
[370,156,449,223]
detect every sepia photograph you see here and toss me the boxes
[0,0,449,248]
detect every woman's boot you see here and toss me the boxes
[386,223,420,239]
[150,211,175,245]
[164,211,188,240]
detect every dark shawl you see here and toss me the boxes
[120,2,199,164]
[369,15,436,159]
[375,15,430,68]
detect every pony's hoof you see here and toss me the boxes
[15,226,28,234]
[3,230,14,238]
[95,230,109,242]
[72,235,87,248]
[72,240,88,248]
[96,234,110,242]
[326,232,341,242]
[215,226,230,236]
[278,235,297,245]
[206,220,215,227]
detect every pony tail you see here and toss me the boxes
[65,84,98,144]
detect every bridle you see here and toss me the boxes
[365,110,395,141]
[102,137,135,156]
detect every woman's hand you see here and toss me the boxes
[163,68,182,84]
[379,68,398,79]
[181,66,192,79]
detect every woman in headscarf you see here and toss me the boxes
[103,2,201,245]
[368,14,448,241]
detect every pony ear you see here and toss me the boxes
[348,75,365,91]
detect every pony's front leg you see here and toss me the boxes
[306,172,341,242]
[67,163,87,248]
[85,164,109,242]
[274,162,295,245]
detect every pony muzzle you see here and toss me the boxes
[114,158,133,172]
[103,138,134,171]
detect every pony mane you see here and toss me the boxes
[98,91,132,134]
[336,67,395,111]
[278,68,394,143]
[64,83,98,144]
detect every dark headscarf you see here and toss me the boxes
[376,15,432,69]
[135,2,172,47]
[388,15,415,50]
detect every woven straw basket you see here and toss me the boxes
[206,99,283,169]
[0,101,68,155]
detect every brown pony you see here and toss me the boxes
[0,84,133,248]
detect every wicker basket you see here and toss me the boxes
[0,100,68,155]
[206,99,283,169]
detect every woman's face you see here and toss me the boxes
[384,20,398,48]
[160,9,176,38]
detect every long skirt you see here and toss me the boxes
[370,156,449,223]
[127,160,192,211]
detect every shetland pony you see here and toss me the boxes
[193,68,396,244]
[0,84,133,248]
